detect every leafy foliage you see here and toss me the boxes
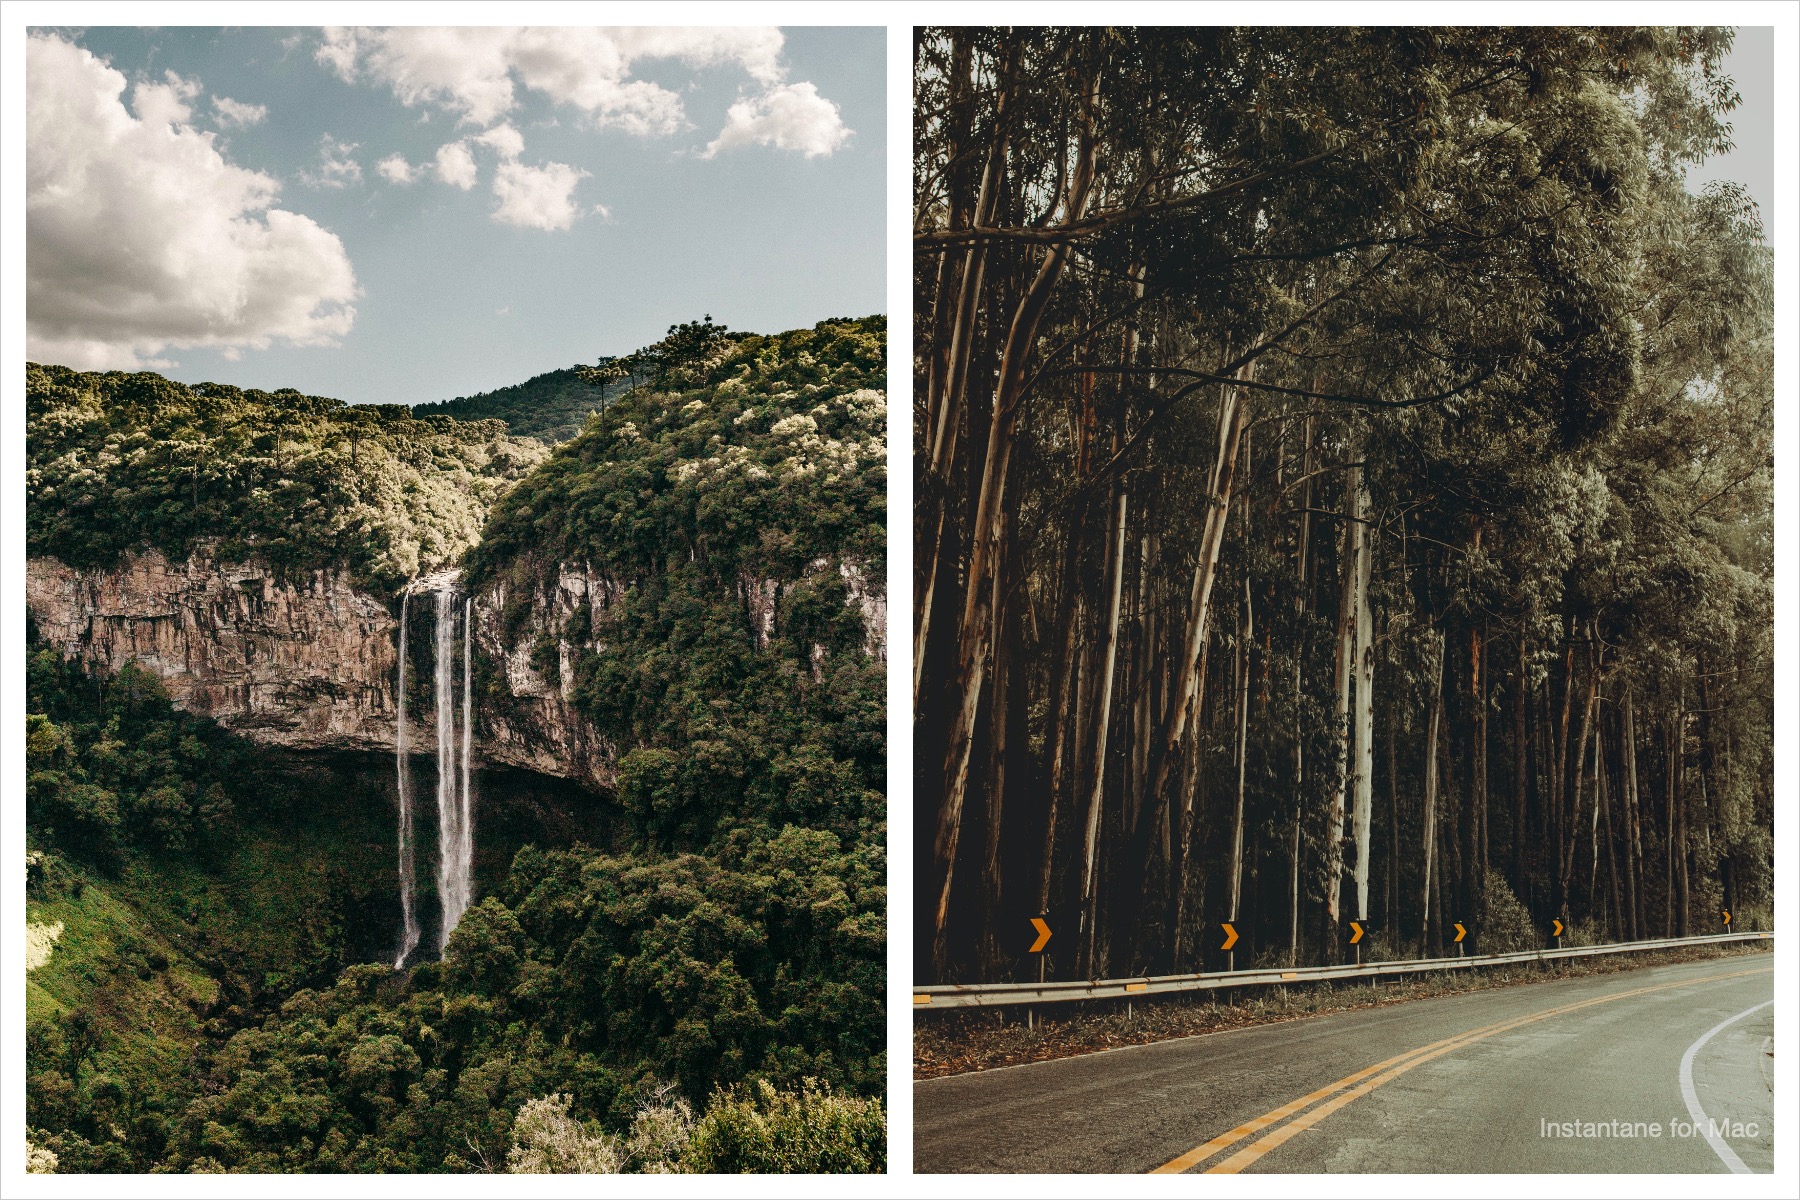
[914,26,1770,983]
[503,1080,885,1175]
[470,315,888,853]
[506,1093,623,1173]
[27,828,882,1173]
[28,649,251,867]
[413,367,622,445]
[23,652,412,1174]
[25,314,889,1173]
[682,1079,885,1173]
[26,364,547,593]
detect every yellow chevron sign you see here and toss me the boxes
[1348,921,1365,945]
[1220,922,1239,951]
[1722,910,1732,927]
[1552,918,1565,938]
[1029,917,1052,953]
[1453,923,1467,943]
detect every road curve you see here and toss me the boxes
[914,954,1774,1173]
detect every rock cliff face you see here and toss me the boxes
[466,562,623,794]
[26,546,885,796]
[27,548,401,753]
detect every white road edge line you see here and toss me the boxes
[1678,998,1772,1174]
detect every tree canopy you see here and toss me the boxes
[26,364,547,593]
[913,26,1770,984]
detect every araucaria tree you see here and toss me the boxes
[913,27,1771,983]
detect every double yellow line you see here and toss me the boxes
[1150,964,1773,1174]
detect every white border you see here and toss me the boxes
[4,2,1797,1196]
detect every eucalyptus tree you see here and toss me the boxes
[913,25,1765,983]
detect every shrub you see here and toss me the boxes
[27,1137,58,1174]
[507,1094,622,1174]
[626,1092,695,1173]
[1479,871,1541,953]
[681,1079,884,1174]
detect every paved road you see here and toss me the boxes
[914,955,1774,1173]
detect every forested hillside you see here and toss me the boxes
[468,315,888,857]
[913,28,1773,984]
[25,316,888,1173]
[411,316,760,444]
[412,366,618,444]
[26,365,547,592]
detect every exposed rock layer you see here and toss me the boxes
[27,546,884,796]
[27,548,399,752]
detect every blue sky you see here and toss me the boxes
[26,25,886,406]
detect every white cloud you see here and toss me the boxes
[491,159,589,231]
[318,26,787,133]
[705,82,852,159]
[434,139,478,189]
[473,122,524,160]
[212,95,267,127]
[132,69,200,127]
[301,134,363,188]
[376,152,418,184]
[26,34,356,370]
[316,27,845,237]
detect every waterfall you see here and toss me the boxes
[461,596,475,918]
[434,589,472,950]
[395,579,479,965]
[393,590,420,968]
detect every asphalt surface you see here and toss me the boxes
[914,954,1775,1173]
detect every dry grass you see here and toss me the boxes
[914,941,1773,1079]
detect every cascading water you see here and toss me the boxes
[394,590,421,969]
[461,595,475,914]
[434,589,474,950]
[394,579,478,967]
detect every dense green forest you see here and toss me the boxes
[412,316,764,444]
[913,28,1773,984]
[468,315,888,853]
[25,316,888,1173]
[26,365,547,593]
[412,366,619,445]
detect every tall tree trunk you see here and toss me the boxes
[1351,477,1375,927]
[1136,531,1157,865]
[930,73,1099,978]
[1162,364,1255,964]
[1665,713,1677,936]
[1672,707,1690,935]
[1561,644,1598,909]
[1419,631,1445,955]
[1078,487,1129,975]
[1325,465,1365,948]
[1228,577,1253,926]
[914,45,1011,700]
[1470,620,1488,918]
[980,540,1016,976]
[1036,526,1088,930]
[1623,689,1645,940]
[1587,685,1603,915]
[1288,417,1312,966]
[1599,716,1624,940]
[1513,634,1529,891]
[1386,731,1400,932]
[1551,637,1574,916]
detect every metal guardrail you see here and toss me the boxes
[912,931,1773,1009]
